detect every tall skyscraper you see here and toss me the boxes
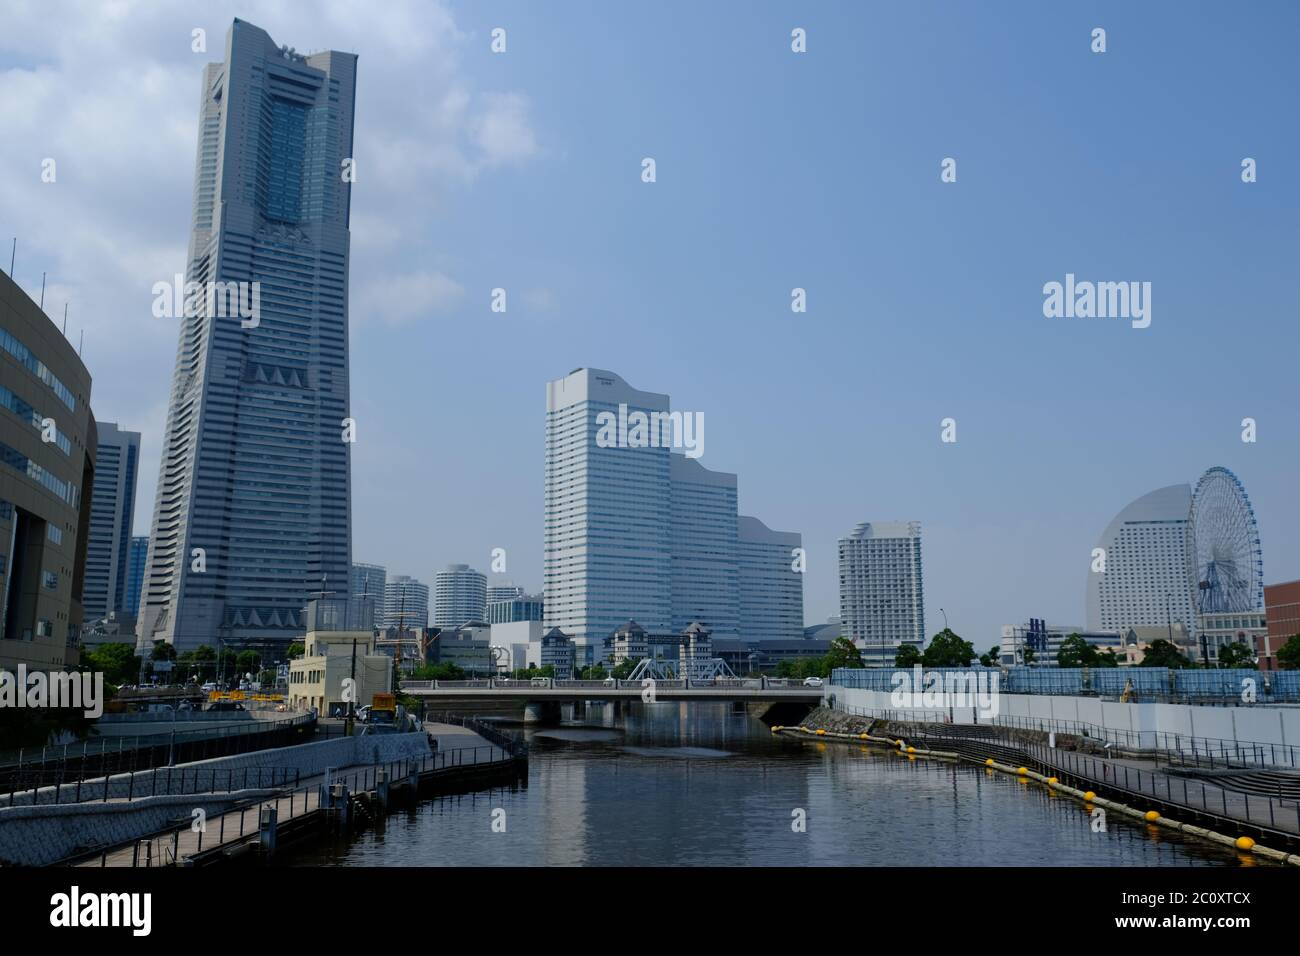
[125,536,149,618]
[545,369,673,665]
[670,456,739,637]
[82,422,141,621]
[738,515,803,642]
[383,573,429,630]
[433,563,486,627]
[1085,484,1196,635]
[137,20,357,652]
[351,562,386,627]
[839,521,925,663]
[544,368,803,663]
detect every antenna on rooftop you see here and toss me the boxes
[7,238,14,277]
[39,272,46,309]
[63,304,68,335]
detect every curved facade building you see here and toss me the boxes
[1085,483,1196,635]
[432,563,485,628]
[383,573,429,630]
[0,269,96,669]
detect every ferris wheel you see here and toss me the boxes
[1187,466,1264,614]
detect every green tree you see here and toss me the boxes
[1276,634,1300,670]
[150,640,176,661]
[285,642,305,660]
[895,644,922,668]
[825,637,863,671]
[1215,641,1257,669]
[611,657,641,680]
[579,664,608,680]
[235,649,262,675]
[1057,633,1099,668]
[84,642,140,686]
[978,645,1000,667]
[410,662,466,681]
[922,628,975,668]
[1140,638,1188,669]
[1022,646,1037,665]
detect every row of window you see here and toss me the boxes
[0,382,71,454]
[0,439,79,506]
[0,327,77,411]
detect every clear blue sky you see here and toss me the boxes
[2,1,1296,644]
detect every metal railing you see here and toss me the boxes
[0,713,315,801]
[84,741,526,867]
[402,677,803,692]
[867,719,1300,839]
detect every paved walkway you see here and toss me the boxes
[78,725,506,867]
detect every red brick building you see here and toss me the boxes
[1262,580,1300,670]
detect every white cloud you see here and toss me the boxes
[0,0,542,532]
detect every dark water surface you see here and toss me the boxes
[287,703,1256,867]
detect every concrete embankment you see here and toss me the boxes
[777,708,1300,867]
[0,732,433,865]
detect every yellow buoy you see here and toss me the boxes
[816,729,826,736]
[1084,791,1096,802]
[985,758,995,767]
[859,733,870,740]
[1047,777,1058,785]
[799,726,808,732]
[1144,810,1160,822]
[907,746,916,753]
[1017,767,1028,776]
[1236,836,1256,851]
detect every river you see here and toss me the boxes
[286,702,1255,867]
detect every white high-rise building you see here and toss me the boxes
[738,516,803,642]
[545,369,672,665]
[383,573,428,630]
[486,582,525,606]
[838,521,924,662]
[670,456,739,638]
[433,563,486,628]
[1086,484,1196,635]
[544,368,804,663]
[350,562,386,627]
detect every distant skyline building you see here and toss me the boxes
[137,19,358,652]
[351,562,386,628]
[82,421,140,622]
[670,456,739,638]
[125,535,149,618]
[544,368,803,665]
[1085,484,1197,636]
[738,515,803,642]
[487,593,544,624]
[383,573,429,630]
[433,563,486,627]
[838,521,925,663]
[486,582,525,606]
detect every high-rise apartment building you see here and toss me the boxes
[82,422,140,621]
[487,594,544,624]
[137,20,357,652]
[432,563,486,628]
[838,521,925,662]
[383,573,429,630]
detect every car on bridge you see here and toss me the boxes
[803,677,824,687]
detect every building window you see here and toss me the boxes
[42,570,58,590]
[46,524,62,545]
